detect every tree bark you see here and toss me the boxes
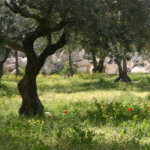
[0,48,10,85]
[18,56,44,116]
[92,50,97,73]
[115,59,131,83]
[17,32,66,116]
[13,26,67,116]
[97,59,104,73]
[122,58,131,82]
[0,62,3,85]
[15,51,20,76]
[68,49,73,76]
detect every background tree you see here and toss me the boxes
[0,48,10,85]
[15,51,20,76]
[62,33,81,76]
[78,0,109,73]
[79,0,150,78]
[105,0,150,82]
[0,0,30,83]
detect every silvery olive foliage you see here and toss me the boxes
[0,0,30,60]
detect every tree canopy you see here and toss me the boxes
[1,0,150,116]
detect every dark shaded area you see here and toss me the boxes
[0,132,148,150]
[135,76,150,91]
[37,79,118,94]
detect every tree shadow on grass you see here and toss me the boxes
[1,74,150,98]
[94,141,149,150]
[37,77,150,95]
[37,79,119,94]
[135,76,150,91]
[0,132,147,150]
[0,115,148,150]
[0,84,19,97]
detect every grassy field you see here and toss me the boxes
[0,73,150,150]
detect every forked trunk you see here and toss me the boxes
[18,57,44,116]
[115,59,131,83]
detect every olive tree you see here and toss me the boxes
[3,0,90,116]
[106,0,150,82]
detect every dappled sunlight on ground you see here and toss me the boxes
[41,90,149,104]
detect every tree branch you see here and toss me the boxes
[0,48,10,63]
[22,26,50,51]
[36,31,67,72]
[22,19,72,51]
[50,19,75,32]
[5,0,44,22]
[6,41,25,53]
[25,2,41,10]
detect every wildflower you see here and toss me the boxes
[64,110,68,114]
[44,112,51,116]
[48,115,52,119]
[126,108,131,111]
[44,112,52,117]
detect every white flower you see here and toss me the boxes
[44,112,51,116]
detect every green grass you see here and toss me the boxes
[0,73,150,150]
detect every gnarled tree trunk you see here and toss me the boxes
[18,56,44,116]
[115,59,131,83]
[122,58,131,82]
[5,0,68,117]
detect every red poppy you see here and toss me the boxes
[64,110,68,114]
[48,115,52,119]
[126,108,131,111]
